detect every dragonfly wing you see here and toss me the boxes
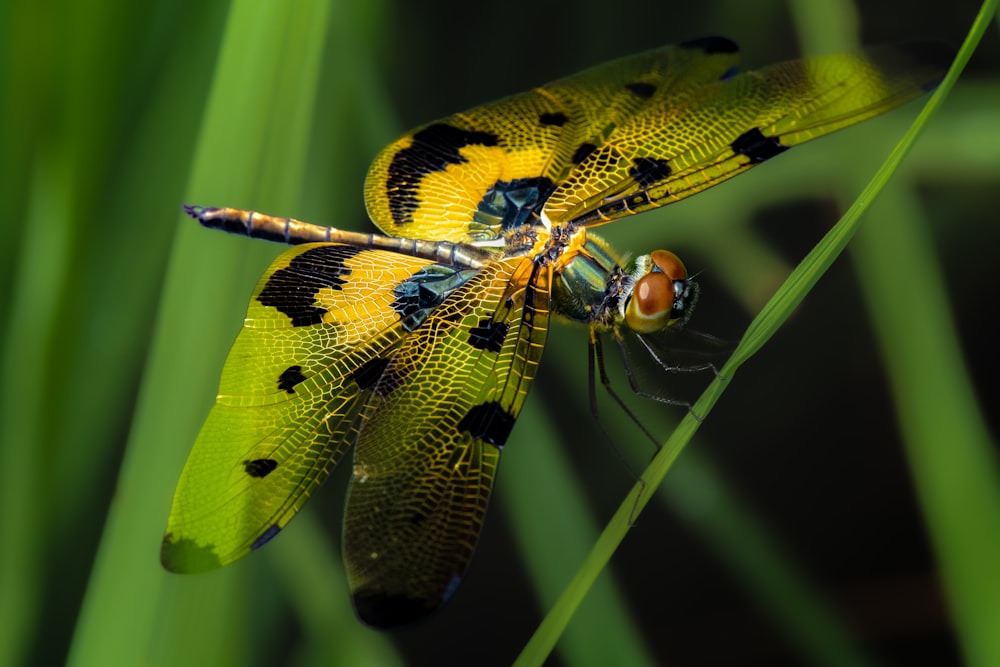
[364,38,741,244]
[162,244,442,572]
[342,255,550,627]
[543,42,951,226]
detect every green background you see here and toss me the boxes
[1,0,997,665]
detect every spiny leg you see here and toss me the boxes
[589,329,666,448]
[589,334,653,523]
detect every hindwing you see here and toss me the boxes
[343,255,550,627]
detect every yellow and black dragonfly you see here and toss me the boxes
[161,37,949,628]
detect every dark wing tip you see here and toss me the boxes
[896,40,955,68]
[352,590,438,629]
[900,41,956,91]
[679,36,739,55]
[160,533,224,573]
[870,40,956,92]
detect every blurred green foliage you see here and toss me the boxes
[1,0,997,666]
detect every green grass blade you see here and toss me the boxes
[0,2,226,664]
[0,157,74,667]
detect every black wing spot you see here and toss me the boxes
[539,111,567,126]
[457,401,516,449]
[467,318,508,354]
[629,157,672,188]
[277,365,306,393]
[624,82,656,99]
[351,356,391,390]
[731,127,788,164]
[385,123,500,227]
[679,36,739,54]
[258,245,360,327]
[244,458,279,478]
[571,142,597,164]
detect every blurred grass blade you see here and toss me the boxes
[856,185,1000,666]
[1,2,225,665]
[850,3,1000,664]
[0,156,73,667]
[68,1,335,665]
[516,20,973,666]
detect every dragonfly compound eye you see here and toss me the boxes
[650,249,687,282]
[624,250,689,333]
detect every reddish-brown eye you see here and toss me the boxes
[624,250,690,333]
[650,249,687,281]
[625,271,674,333]
[634,272,673,318]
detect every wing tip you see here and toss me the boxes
[160,532,225,573]
[869,40,956,92]
[679,36,739,55]
[901,41,956,91]
[352,589,438,629]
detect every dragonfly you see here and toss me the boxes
[162,37,950,628]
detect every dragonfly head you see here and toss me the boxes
[623,250,698,333]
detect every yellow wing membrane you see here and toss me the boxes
[165,37,951,627]
[162,244,440,571]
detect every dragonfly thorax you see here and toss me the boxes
[544,226,695,335]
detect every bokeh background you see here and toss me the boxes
[1,0,997,665]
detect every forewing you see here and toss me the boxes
[342,255,550,627]
[364,38,740,243]
[162,243,438,572]
[544,42,951,226]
